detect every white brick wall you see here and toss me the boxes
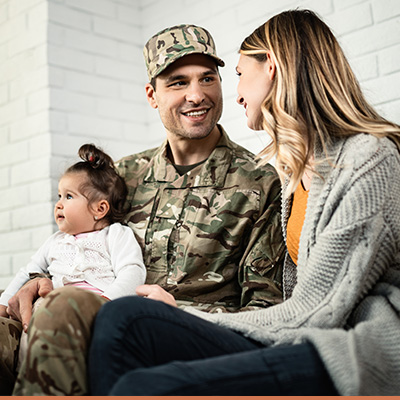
[1,0,399,288]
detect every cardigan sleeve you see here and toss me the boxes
[102,223,146,300]
[184,138,400,346]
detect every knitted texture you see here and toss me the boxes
[186,134,400,395]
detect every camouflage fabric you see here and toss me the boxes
[11,126,285,395]
[13,287,107,395]
[144,24,225,80]
[119,125,285,312]
[0,317,21,395]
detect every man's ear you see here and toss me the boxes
[94,200,110,220]
[265,51,276,80]
[145,83,158,109]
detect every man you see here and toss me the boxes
[5,24,284,395]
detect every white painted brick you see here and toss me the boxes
[51,134,96,159]
[95,56,137,82]
[0,185,29,210]
[362,70,400,105]
[31,224,56,249]
[50,88,96,113]
[11,251,32,275]
[66,0,116,18]
[0,98,26,125]
[0,83,7,105]
[0,230,31,252]
[119,42,143,64]
[12,202,53,229]
[68,114,122,139]
[372,0,400,22]
[49,2,92,31]
[49,67,65,88]
[9,0,43,18]
[344,17,400,57]
[0,256,12,277]
[28,88,50,115]
[117,3,140,25]
[29,134,51,158]
[93,16,141,44]
[0,14,25,46]
[299,0,334,16]
[96,98,147,123]
[29,179,53,204]
[0,141,29,167]
[0,168,10,190]
[0,210,11,232]
[11,157,50,185]
[9,112,49,141]
[65,28,119,58]
[379,44,400,75]
[8,24,47,57]
[376,99,400,124]
[0,126,8,146]
[334,0,365,10]
[350,54,378,82]
[326,3,372,36]
[0,3,8,24]
[48,22,65,46]
[49,111,67,133]
[64,71,119,98]
[48,44,94,72]
[27,1,48,28]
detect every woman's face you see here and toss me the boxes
[236,54,274,130]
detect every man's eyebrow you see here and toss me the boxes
[163,69,218,84]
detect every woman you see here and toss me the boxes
[88,9,400,395]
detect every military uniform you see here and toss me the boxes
[9,24,285,395]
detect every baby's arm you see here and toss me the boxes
[102,224,146,300]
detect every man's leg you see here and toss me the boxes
[89,297,263,395]
[110,342,338,396]
[0,317,22,395]
[13,287,107,396]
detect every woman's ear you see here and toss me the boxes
[145,83,158,109]
[265,51,276,80]
[94,200,110,220]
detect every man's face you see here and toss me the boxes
[146,54,223,141]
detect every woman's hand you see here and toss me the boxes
[136,284,177,307]
[7,278,53,332]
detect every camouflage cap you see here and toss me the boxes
[144,24,225,81]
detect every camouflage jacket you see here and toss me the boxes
[117,126,285,312]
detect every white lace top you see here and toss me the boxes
[0,223,146,305]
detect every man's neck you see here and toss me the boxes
[166,126,221,166]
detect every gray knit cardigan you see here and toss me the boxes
[187,133,400,395]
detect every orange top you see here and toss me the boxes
[286,182,309,265]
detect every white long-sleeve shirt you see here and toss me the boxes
[0,223,146,305]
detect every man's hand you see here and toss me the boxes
[0,304,8,318]
[136,284,177,307]
[7,278,53,332]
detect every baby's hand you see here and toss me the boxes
[0,304,9,318]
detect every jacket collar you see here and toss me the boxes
[143,125,233,188]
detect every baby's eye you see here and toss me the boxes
[66,194,73,199]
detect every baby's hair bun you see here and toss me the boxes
[78,144,114,170]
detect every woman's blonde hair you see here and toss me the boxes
[240,9,400,194]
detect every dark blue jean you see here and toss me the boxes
[89,296,338,396]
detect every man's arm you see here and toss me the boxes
[238,177,285,310]
[7,278,53,332]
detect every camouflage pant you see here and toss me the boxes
[0,317,22,395]
[12,287,107,395]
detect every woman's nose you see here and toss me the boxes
[237,95,244,105]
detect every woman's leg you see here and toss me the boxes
[110,342,338,396]
[89,297,263,395]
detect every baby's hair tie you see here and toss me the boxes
[89,155,94,162]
